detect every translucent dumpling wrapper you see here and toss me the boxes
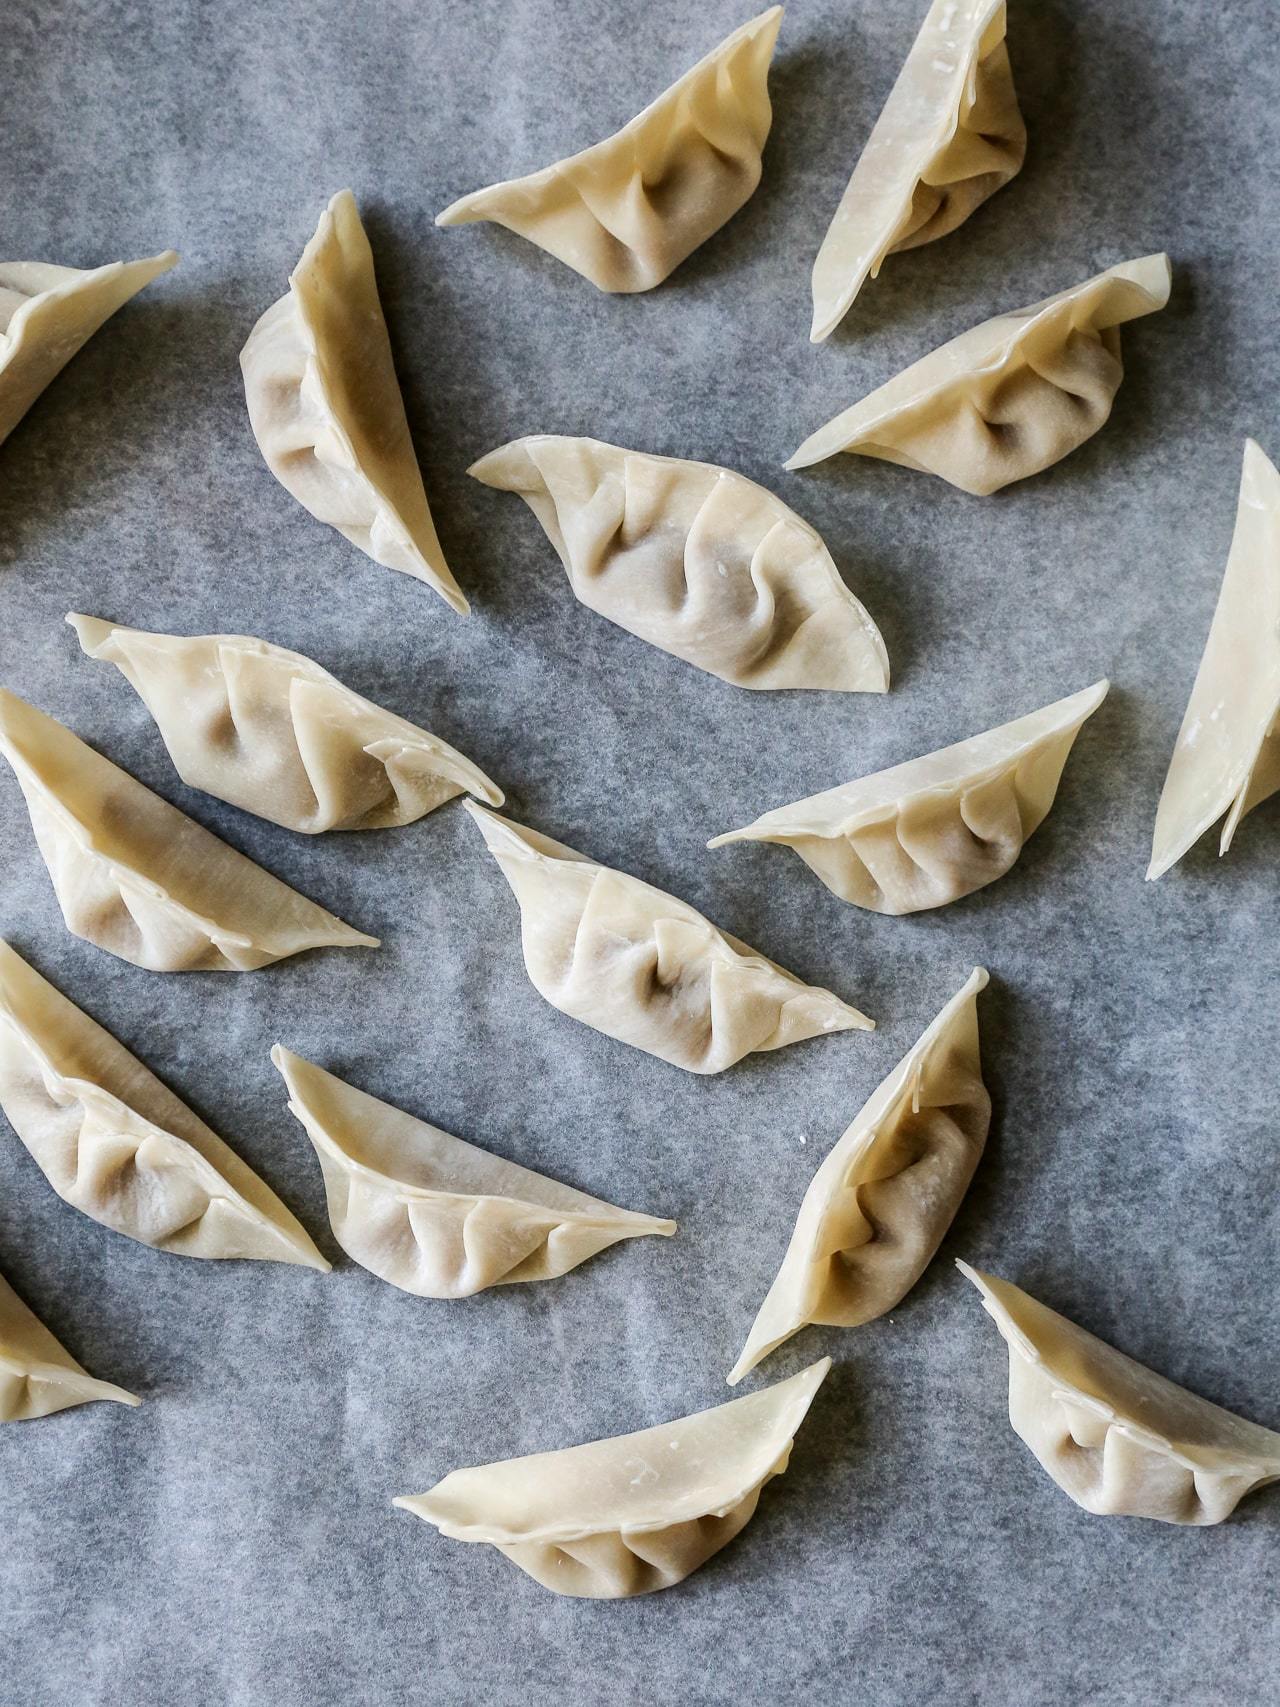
[469,435,888,692]
[1148,440,1280,879]
[811,0,1025,342]
[0,249,177,448]
[241,190,467,614]
[436,8,783,293]
[0,688,377,972]
[466,803,872,1073]
[0,941,329,1268]
[710,681,1108,914]
[790,255,1172,494]
[272,1045,674,1297]
[729,970,989,1384]
[394,1356,829,1598]
[68,613,502,834]
[960,1264,1280,1525]
[0,1266,140,1422]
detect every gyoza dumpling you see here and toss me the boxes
[240,191,467,614]
[0,250,177,449]
[1,1265,140,1421]
[709,681,1108,914]
[0,942,328,1268]
[790,255,1172,494]
[0,688,377,972]
[68,614,502,834]
[1148,441,1280,879]
[469,435,888,692]
[394,1357,829,1598]
[272,1046,674,1297]
[466,803,871,1073]
[960,1264,1280,1525]
[811,0,1025,342]
[729,970,988,1384]
[436,8,782,293]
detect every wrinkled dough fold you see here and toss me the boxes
[0,1266,139,1421]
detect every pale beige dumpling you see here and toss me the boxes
[272,1045,674,1297]
[790,255,1172,494]
[394,1357,829,1597]
[729,970,989,1384]
[0,941,328,1268]
[1148,440,1280,879]
[241,191,467,614]
[466,803,872,1073]
[68,614,502,833]
[469,435,888,692]
[0,688,377,972]
[960,1265,1280,1525]
[436,9,782,292]
[0,250,176,448]
[811,0,1025,342]
[1,1266,139,1422]
[710,681,1108,913]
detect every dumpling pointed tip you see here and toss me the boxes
[65,611,114,653]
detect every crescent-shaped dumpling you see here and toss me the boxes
[67,613,502,833]
[271,1045,674,1297]
[789,255,1172,494]
[0,688,377,972]
[1148,440,1280,879]
[0,942,328,1268]
[709,681,1108,913]
[960,1264,1280,1525]
[436,8,783,292]
[240,190,467,614]
[1,1265,139,1422]
[811,0,1025,342]
[469,435,888,692]
[0,249,176,448]
[729,970,989,1384]
[466,803,872,1073]
[393,1357,829,1597]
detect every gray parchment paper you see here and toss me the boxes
[2,2,1277,1702]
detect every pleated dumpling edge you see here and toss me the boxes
[1,1267,140,1421]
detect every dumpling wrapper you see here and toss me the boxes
[710,681,1108,914]
[68,613,502,834]
[0,250,177,448]
[729,969,989,1384]
[0,941,328,1269]
[470,435,888,692]
[1148,440,1280,879]
[790,255,1172,494]
[394,1356,830,1598]
[0,1266,140,1422]
[466,803,872,1074]
[960,1264,1280,1525]
[0,687,377,972]
[272,1045,674,1297]
[811,0,1025,342]
[241,190,467,614]
[436,8,782,293]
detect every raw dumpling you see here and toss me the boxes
[960,1264,1280,1525]
[68,613,502,834]
[729,970,989,1384]
[1148,441,1280,879]
[436,8,782,293]
[0,250,177,448]
[241,191,467,614]
[469,435,888,692]
[466,803,872,1073]
[811,0,1025,342]
[790,255,1172,494]
[394,1356,829,1597]
[272,1045,674,1297]
[1,1265,140,1421]
[709,681,1108,914]
[0,688,377,972]
[0,942,328,1268]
